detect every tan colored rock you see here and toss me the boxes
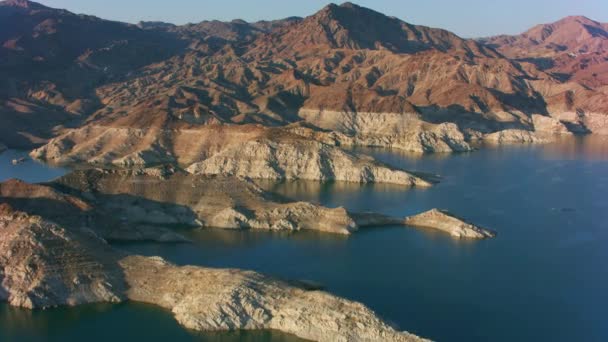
[31,124,432,186]
[0,203,427,341]
[580,112,608,135]
[404,209,495,239]
[29,126,176,166]
[483,129,550,144]
[120,255,427,342]
[298,109,472,153]
[0,204,125,309]
[186,138,432,186]
[55,169,360,234]
[532,114,572,134]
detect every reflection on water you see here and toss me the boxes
[0,303,304,342]
[122,135,608,342]
[1,136,608,342]
[540,135,608,160]
[189,227,350,245]
[255,178,422,207]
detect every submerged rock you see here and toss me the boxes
[404,209,496,239]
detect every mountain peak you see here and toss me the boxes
[230,19,249,25]
[339,2,358,8]
[319,1,381,16]
[524,14,608,42]
[555,15,599,26]
[266,2,474,54]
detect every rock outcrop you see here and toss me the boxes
[120,255,427,342]
[2,171,494,239]
[0,143,6,154]
[0,203,428,341]
[297,110,473,153]
[186,138,432,186]
[0,177,190,243]
[31,124,433,186]
[483,129,551,144]
[0,204,125,308]
[404,209,495,239]
[54,169,360,234]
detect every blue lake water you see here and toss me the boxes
[0,150,67,183]
[1,137,607,341]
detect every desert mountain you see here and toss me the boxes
[0,0,185,147]
[483,16,608,89]
[247,2,497,56]
[1,1,607,157]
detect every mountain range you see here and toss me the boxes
[1,0,607,161]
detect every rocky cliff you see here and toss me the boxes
[1,169,494,239]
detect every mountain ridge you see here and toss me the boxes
[0,0,607,152]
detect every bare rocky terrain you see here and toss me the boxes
[0,1,604,339]
[0,203,427,341]
[121,255,427,342]
[1,1,606,176]
[0,203,126,308]
[404,209,496,239]
[1,173,497,340]
[0,167,489,238]
[30,124,434,185]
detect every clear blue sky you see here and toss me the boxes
[37,0,608,37]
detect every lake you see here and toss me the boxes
[1,136,607,341]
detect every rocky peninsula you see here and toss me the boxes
[0,167,495,341]
[31,124,433,186]
[49,167,490,238]
[0,203,427,341]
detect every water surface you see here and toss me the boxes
[0,150,67,183]
[1,137,607,341]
